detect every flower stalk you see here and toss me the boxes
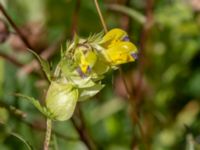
[43,119,52,150]
[93,0,108,33]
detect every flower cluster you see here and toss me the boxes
[18,28,138,121]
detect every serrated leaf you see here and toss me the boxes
[28,49,51,81]
[10,132,33,150]
[15,93,48,117]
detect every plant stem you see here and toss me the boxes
[0,51,23,67]
[71,0,81,37]
[71,106,97,150]
[0,3,33,49]
[43,119,52,150]
[93,0,108,33]
[119,69,147,149]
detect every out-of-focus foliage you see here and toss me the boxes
[0,0,200,149]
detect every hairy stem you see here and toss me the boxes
[43,119,52,150]
[93,0,108,33]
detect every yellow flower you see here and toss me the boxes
[74,47,97,75]
[101,28,129,45]
[104,41,138,65]
[101,28,138,66]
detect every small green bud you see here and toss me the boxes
[45,81,78,121]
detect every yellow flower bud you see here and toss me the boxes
[45,81,78,121]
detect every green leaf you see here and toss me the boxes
[28,49,52,81]
[90,97,126,124]
[78,83,105,101]
[10,132,33,150]
[15,93,49,117]
[107,4,146,24]
[71,76,96,88]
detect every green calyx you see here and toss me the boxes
[45,81,79,121]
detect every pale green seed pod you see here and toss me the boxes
[45,80,79,121]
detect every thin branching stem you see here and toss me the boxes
[93,0,147,148]
[71,106,97,150]
[43,119,52,150]
[0,3,33,49]
[119,69,147,149]
[93,0,108,33]
[0,51,23,67]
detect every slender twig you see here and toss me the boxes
[0,52,23,67]
[93,0,108,33]
[93,0,147,148]
[119,69,147,149]
[133,0,154,120]
[130,0,154,149]
[43,119,52,150]
[119,0,132,32]
[71,0,81,37]
[71,106,97,150]
[113,0,147,148]
[0,3,32,49]
[136,0,154,102]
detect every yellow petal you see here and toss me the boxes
[104,41,138,65]
[79,50,97,74]
[101,28,128,47]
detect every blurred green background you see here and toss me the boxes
[0,0,200,149]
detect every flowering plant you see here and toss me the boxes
[15,28,138,150]
[17,28,138,121]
